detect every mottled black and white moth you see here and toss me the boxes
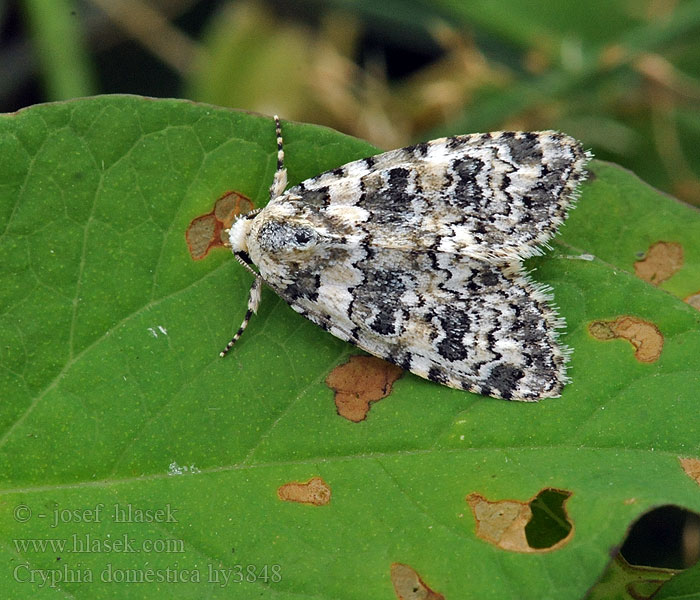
[221,116,590,400]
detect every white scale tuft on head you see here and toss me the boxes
[228,216,253,253]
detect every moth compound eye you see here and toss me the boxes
[258,220,318,254]
[295,230,312,244]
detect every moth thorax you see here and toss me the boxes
[257,220,318,254]
[229,216,254,253]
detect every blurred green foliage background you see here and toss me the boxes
[3,0,700,206]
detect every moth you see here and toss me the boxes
[221,116,590,400]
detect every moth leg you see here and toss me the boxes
[269,115,287,200]
[219,276,263,357]
[234,249,259,277]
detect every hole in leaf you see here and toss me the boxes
[525,488,573,549]
[467,487,573,552]
[620,505,700,570]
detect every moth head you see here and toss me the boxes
[256,219,319,255]
[228,213,256,253]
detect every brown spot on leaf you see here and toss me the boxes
[186,214,218,259]
[390,563,444,600]
[634,241,683,285]
[466,488,573,552]
[680,457,700,485]
[326,355,403,422]
[588,316,663,363]
[186,191,254,260]
[685,291,700,311]
[277,477,331,506]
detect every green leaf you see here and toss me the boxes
[585,555,676,600]
[654,558,700,599]
[1,95,699,599]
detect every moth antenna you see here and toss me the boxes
[269,115,287,199]
[244,208,262,219]
[220,276,263,357]
[220,116,280,358]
